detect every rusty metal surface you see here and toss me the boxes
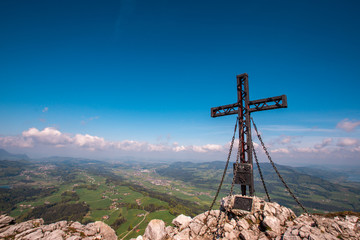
[210,73,287,197]
[233,163,252,185]
[211,95,287,117]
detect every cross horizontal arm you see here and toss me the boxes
[211,103,239,118]
[249,95,287,113]
[211,95,287,118]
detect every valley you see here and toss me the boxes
[1,151,360,239]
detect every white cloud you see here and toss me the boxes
[173,145,186,152]
[1,126,359,165]
[270,148,290,154]
[112,140,147,151]
[337,119,360,132]
[314,138,333,149]
[280,136,292,144]
[171,144,223,153]
[337,138,359,147]
[22,127,72,145]
[73,134,106,149]
[295,147,319,153]
[0,136,34,148]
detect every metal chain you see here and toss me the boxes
[215,119,244,238]
[229,119,243,196]
[252,146,271,202]
[207,117,238,212]
[215,119,247,238]
[251,117,309,215]
[202,117,238,238]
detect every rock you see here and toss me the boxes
[0,214,117,240]
[237,218,250,230]
[94,221,117,240]
[146,196,359,239]
[70,221,84,230]
[66,236,82,240]
[262,215,281,234]
[227,230,240,240]
[173,228,190,240]
[172,214,192,231]
[0,215,15,228]
[143,219,167,240]
[189,221,203,236]
[165,226,176,238]
[346,215,358,223]
[43,229,65,240]
[239,229,257,240]
[223,222,233,233]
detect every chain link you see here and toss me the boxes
[252,146,271,202]
[229,119,243,196]
[215,119,244,238]
[251,117,309,214]
[207,117,238,212]
[202,118,238,238]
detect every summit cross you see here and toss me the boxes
[211,73,287,196]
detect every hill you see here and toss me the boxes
[0,148,29,161]
[0,151,359,239]
[156,161,360,214]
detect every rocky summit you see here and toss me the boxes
[0,214,117,240]
[133,196,360,240]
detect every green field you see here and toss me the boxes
[2,157,360,239]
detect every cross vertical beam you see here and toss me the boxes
[237,74,254,196]
[211,73,287,197]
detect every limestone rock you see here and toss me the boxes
[172,214,192,231]
[0,214,117,240]
[262,215,281,234]
[134,196,360,240]
[0,215,15,228]
[143,219,167,240]
[173,228,190,240]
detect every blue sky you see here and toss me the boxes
[0,0,359,165]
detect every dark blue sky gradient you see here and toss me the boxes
[0,0,359,162]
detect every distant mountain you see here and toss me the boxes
[156,161,360,214]
[0,149,29,161]
[293,165,360,183]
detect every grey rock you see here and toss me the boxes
[94,221,117,240]
[66,236,82,240]
[173,228,190,240]
[0,215,117,240]
[18,228,44,240]
[223,222,233,233]
[0,215,15,228]
[239,229,256,240]
[189,221,203,236]
[70,221,84,230]
[262,215,281,234]
[143,219,167,240]
[172,214,192,231]
[42,229,65,240]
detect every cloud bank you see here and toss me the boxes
[0,117,359,165]
[0,127,224,154]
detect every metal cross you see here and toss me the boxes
[211,73,287,196]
